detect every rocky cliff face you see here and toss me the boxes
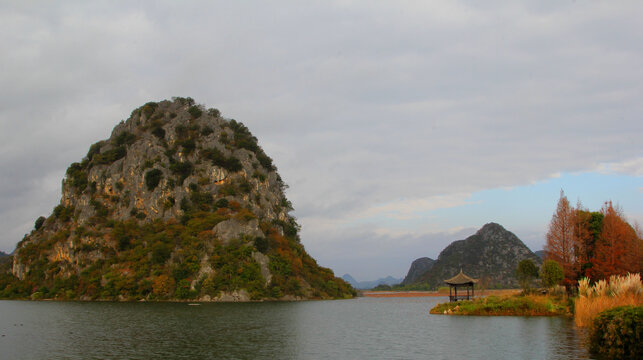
[8,97,354,301]
[401,257,435,285]
[416,223,541,289]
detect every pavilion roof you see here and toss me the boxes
[444,270,477,285]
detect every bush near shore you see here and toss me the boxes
[588,305,642,360]
[429,294,569,316]
[574,273,642,327]
[574,273,642,359]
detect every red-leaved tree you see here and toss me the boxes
[592,201,641,278]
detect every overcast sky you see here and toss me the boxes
[1,1,641,280]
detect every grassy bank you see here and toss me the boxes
[430,294,569,316]
[573,273,642,359]
[362,289,520,298]
[574,273,642,327]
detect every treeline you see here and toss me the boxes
[545,190,642,285]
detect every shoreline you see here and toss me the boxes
[362,289,521,298]
[362,291,445,298]
[429,292,570,316]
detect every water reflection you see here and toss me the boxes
[0,298,593,359]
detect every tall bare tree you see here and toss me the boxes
[545,190,576,282]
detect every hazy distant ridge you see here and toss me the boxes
[341,274,402,290]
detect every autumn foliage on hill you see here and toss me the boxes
[545,191,642,284]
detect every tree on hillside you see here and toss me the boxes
[540,260,564,289]
[593,201,641,278]
[516,259,539,293]
[34,216,46,230]
[545,190,577,283]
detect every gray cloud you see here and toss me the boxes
[1,1,641,279]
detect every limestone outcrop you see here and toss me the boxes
[415,223,542,289]
[8,97,354,301]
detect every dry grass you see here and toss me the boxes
[485,289,522,297]
[574,273,643,327]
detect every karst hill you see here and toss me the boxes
[411,223,542,289]
[2,97,355,301]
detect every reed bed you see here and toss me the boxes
[575,273,643,327]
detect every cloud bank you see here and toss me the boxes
[1,1,641,279]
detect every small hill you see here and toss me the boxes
[401,257,435,285]
[416,223,541,289]
[534,250,546,260]
[1,97,354,301]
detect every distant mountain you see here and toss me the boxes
[341,274,359,288]
[401,257,435,285]
[416,223,542,289]
[534,250,546,260]
[342,274,402,290]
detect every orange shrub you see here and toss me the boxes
[152,274,175,297]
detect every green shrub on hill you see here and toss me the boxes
[34,216,46,230]
[169,161,193,184]
[201,147,243,172]
[53,205,75,222]
[113,131,137,146]
[141,102,158,118]
[145,169,163,191]
[66,162,88,191]
[151,126,165,139]
[92,146,126,165]
[188,105,203,119]
[86,142,103,161]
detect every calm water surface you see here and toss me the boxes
[0,297,593,359]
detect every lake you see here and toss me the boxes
[0,297,593,359]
